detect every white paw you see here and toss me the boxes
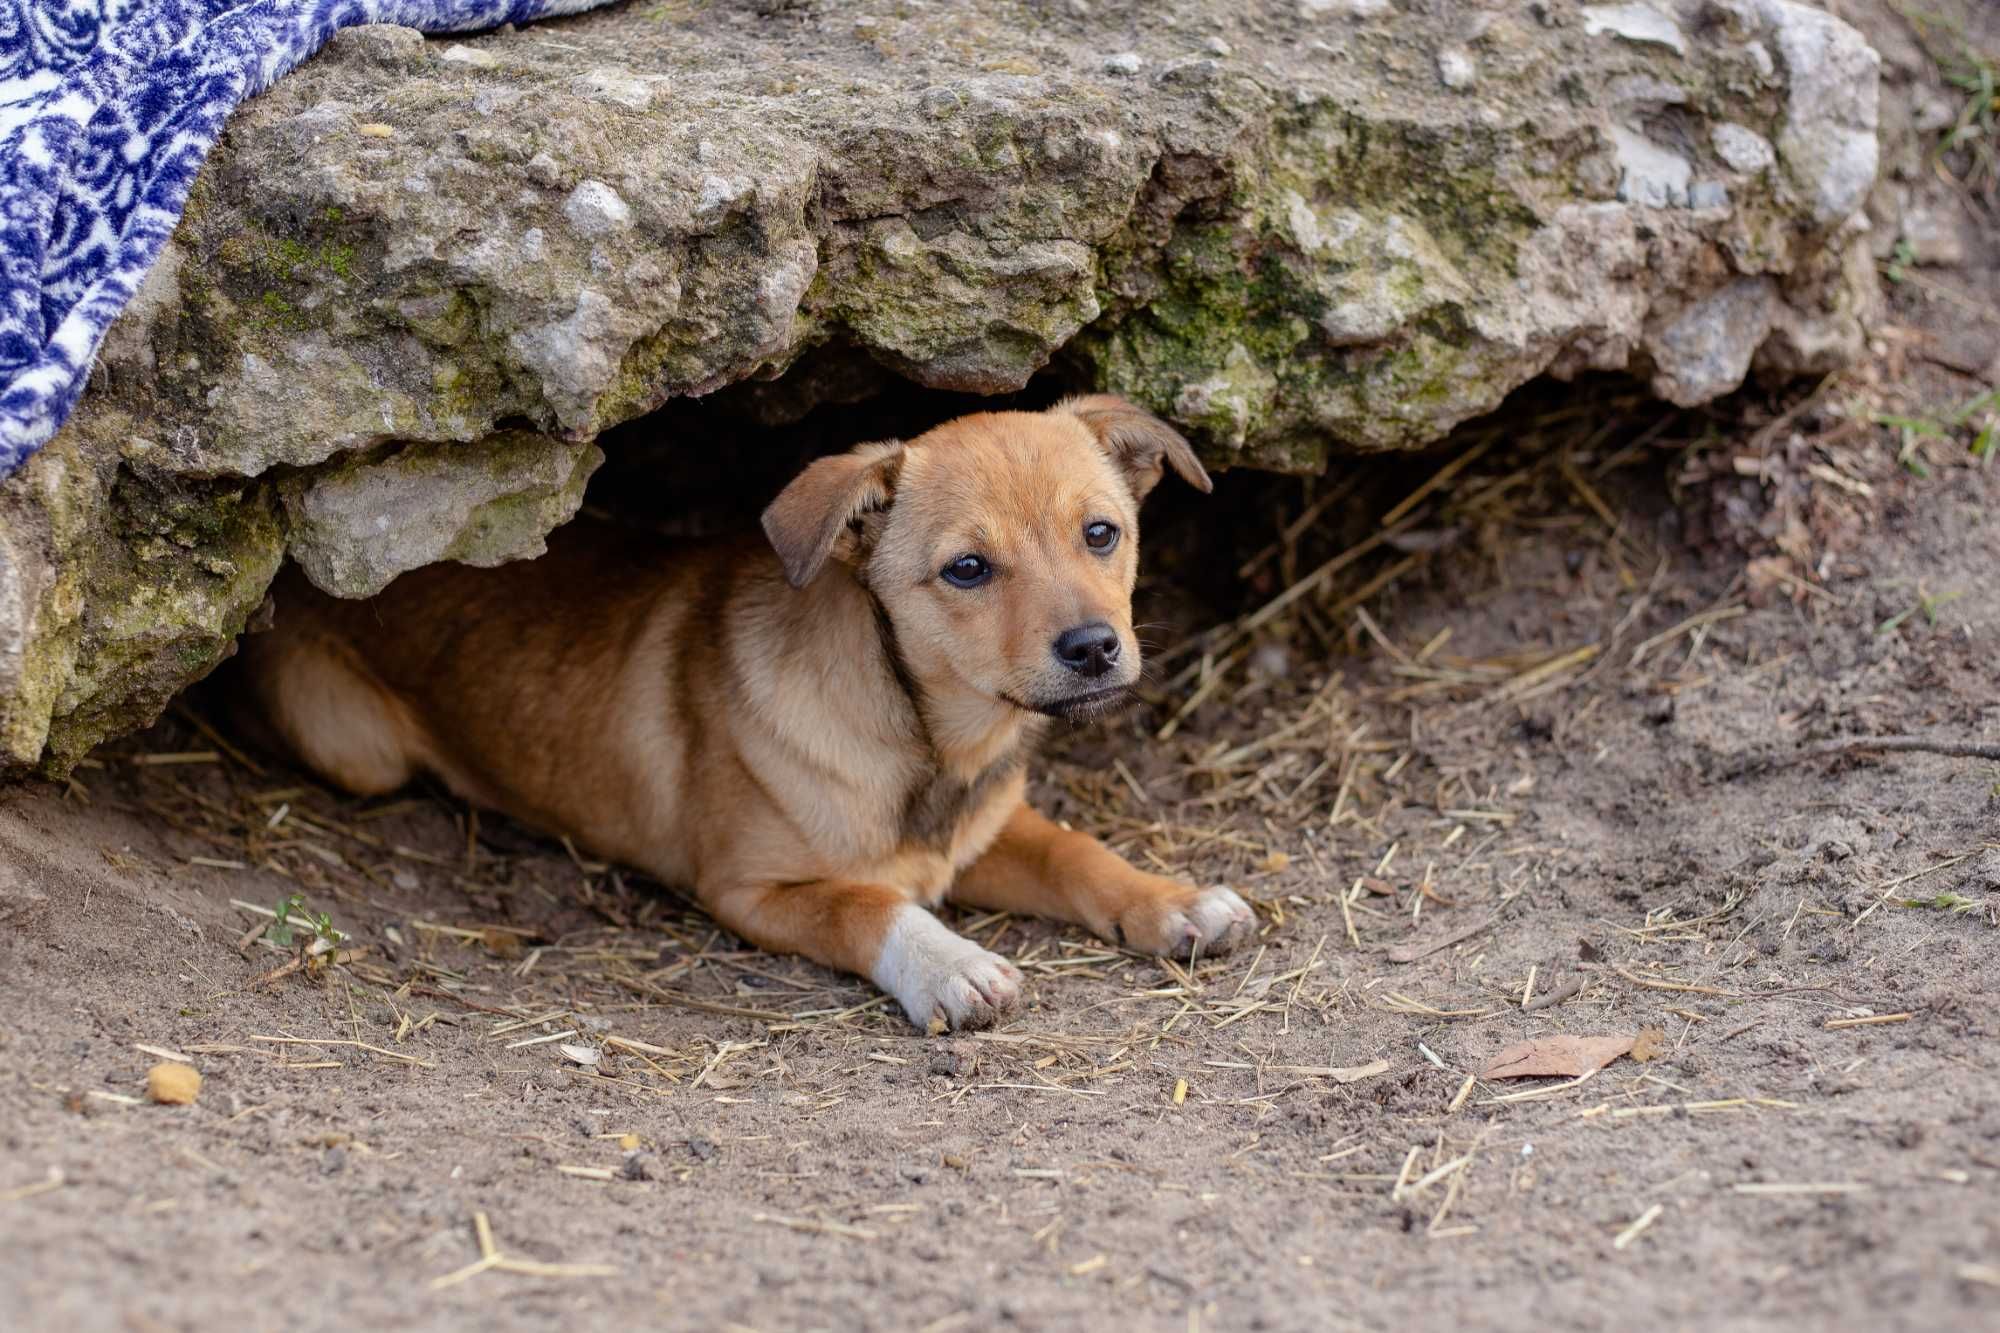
[1185,886,1254,951]
[872,905,1022,1034]
[1123,885,1255,959]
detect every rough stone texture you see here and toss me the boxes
[1649,275,1783,406]
[281,432,602,598]
[0,0,1892,775]
[0,423,283,772]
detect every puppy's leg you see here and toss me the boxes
[239,631,424,796]
[951,804,1253,958]
[706,881,1021,1033]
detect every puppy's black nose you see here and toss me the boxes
[1053,622,1121,678]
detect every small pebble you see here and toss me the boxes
[146,1062,200,1106]
[1103,51,1144,75]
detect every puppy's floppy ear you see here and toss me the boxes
[1056,393,1213,501]
[761,440,905,589]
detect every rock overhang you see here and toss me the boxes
[0,0,1889,775]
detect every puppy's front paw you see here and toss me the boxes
[1118,885,1254,960]
[873,905,1022,1034]
[913,947,1021,1035]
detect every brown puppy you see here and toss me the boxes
[234,395,1253,1030]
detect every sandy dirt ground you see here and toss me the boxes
[5,368,1996,1332]
[7,14,2000,1333]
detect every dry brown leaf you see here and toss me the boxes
[1480,1034,1637,1080]
[1629,1028,1666,1062]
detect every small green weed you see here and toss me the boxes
[1939,49,1999,201]
[1872,382,2000,473]
[1897,5,2000,203]
[1898,891,1981,914]
[1876,585,1965,636]
[269,892,347,954]
[1883,236,1918,284]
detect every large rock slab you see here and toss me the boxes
[0,0,1886,774]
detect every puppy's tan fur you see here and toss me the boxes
[234,395,1252,1030]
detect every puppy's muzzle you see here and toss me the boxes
[1052,622,1121,679]
[1010,621,1135,723]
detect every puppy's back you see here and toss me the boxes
[231,522,753,856]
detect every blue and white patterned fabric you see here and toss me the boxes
[0,0,611,479]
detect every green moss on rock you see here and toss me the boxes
[35,455,284,774]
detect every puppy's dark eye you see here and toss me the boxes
[1084,521,1120,552]
[941,554,992,588]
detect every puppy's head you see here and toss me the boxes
[762,394,1211,724]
